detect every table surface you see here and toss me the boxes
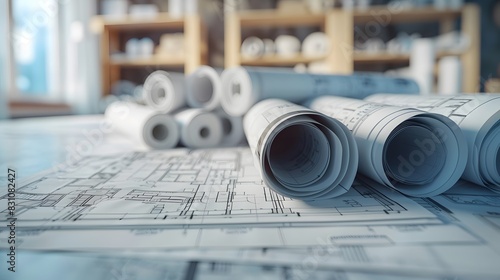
[0,115,143,178]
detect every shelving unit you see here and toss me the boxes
[91,13,208,96]
[224,11,328,70]
[225,4,480,92]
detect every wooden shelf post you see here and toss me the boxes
[326,10,354,74]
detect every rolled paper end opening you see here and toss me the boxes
[384,124,445,185]
[199,127,210,139]
[186,66,221,110]
[268,124,330,187]
[152,124,169,141]
[144,114,180,150]
[151,86,167,105]
[382,115,466,197]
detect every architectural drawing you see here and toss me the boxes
[0,148,433,229]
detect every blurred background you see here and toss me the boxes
[0,0,499,119]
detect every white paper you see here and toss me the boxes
[175,108,223,148]
[143,71,186,113]
[185,66,222,110]
[243,99,358,199]
[438,56,462,95]
[410,39,435,94]
[366,94,500,192]
[307,96,468,197]
[105,101,180,149]
[220,67,420,116]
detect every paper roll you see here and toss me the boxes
[157,33,185,58]
[168,0,184,18]
[243,99,358,200]
[308,96,468,197]
[366,94,500,193]
[302,32,330,58]
[125,38,140,58]
[241,36,265,58]
[105,101,180,149]
[175,108,223,148]
[143,70,186,113]
[221,66,420,116]
[262,38,275,56]
[438,56,462,95]
[294,63,308,73]
[185,66,222,110]
[138,38,154,57]
[364,38,385,53]
[129,4,159,18]
[215,110,245,147]
[410,38,436,94]
[184,0,199,15]
[275,35,301,57]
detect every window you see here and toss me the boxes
[11,0,60,99]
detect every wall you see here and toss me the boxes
[0,0,11,119]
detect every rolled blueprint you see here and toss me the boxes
[143,70,186,113]
[243,99,358,199]
[215,109,245,147]
[220,66,420,116]
[366,94,500,193]
[105,101,180,149]
[175,108,223,149]
[302,32,330,58]
[241,36,265,58]
[308,96,468,197]
[185,66,222,110]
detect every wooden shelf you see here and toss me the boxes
[353,50,464,64]
[91,13,184,33]
[92,13,207,96]
[235,10,325,27]
[227,5,462,28]
[352,5,462,24]
[240,55,327,66]
[110,56,185,67]
[225,4,479,92]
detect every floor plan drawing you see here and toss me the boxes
[0,148,434,229]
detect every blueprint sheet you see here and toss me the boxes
[0,148,433,229]
[1,148,500,278]
[3,250,488,280]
